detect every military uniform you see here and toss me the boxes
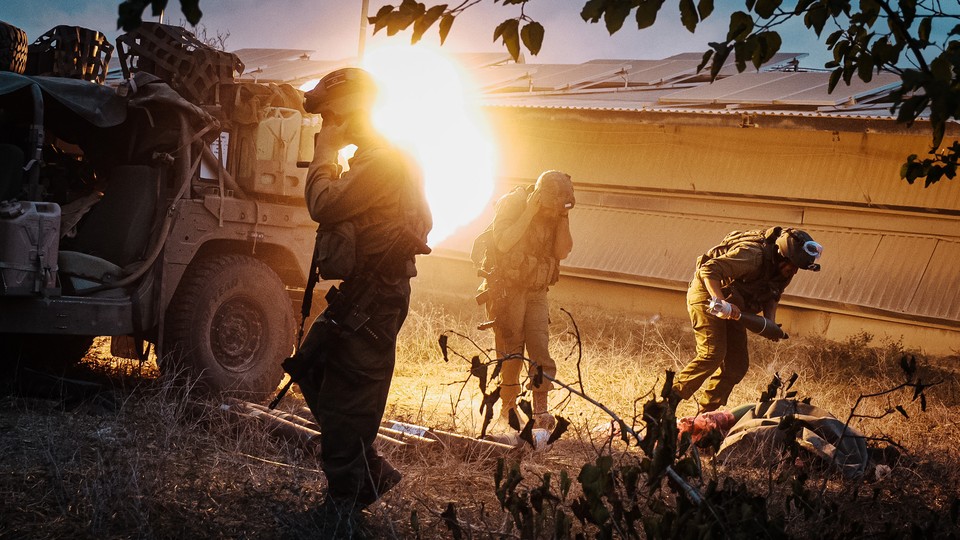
[481,184,569,421]
[300,133,431,507]
[674,228,793,411]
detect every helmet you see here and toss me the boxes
[534,170,576,211]
[303,67,377,121]
[776,228,823,271]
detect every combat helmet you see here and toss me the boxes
[776,228,823,271]
[303,67,377,123]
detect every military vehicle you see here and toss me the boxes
[0,21,322,396]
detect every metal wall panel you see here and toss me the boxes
[906,239,960,321]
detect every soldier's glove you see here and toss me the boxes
[707,297,741,320]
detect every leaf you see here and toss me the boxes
[918,16,932,44]
[754,0,782,19]
[697,49,714,73]
[828,67,843,93]
[520,21,545,56]
[603,1,632,34]
[439,13,455,44]
[635,0,666,29]
[412,4,446,44]
[438,334,449,362]
[580,0,606,23]
[726,11,754,41]
[494,19,521,61]
[857,54,874,83]
[895,405,909,419]
[710,42,732,80]
[679,0,699,32]
[440,502,463,540]
[804,4,828,36]
[825,29,843,47]
[470,355,487,388]
[118,0,152,31]
[697,0,714,21]
[753,31,782,70]
[507,407,521,431]
[371,5,395,35]
[179,0,202,25]
[950,24,960,37]
[920,393,927,411]
[519,417,535,448]
[931,54,953,82]
[547,416,570,444]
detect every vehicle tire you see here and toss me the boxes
[0,21,28,74]
[1,334,95,370]
[162,254,294,397]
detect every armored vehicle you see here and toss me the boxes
[0,21,321,396]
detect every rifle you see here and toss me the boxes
[268,226,430,409]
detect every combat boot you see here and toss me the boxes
[532,391,555,431]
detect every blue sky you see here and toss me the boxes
[1,1,950,69]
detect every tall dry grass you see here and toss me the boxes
[1,295,958,538]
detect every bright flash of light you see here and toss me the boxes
[362,44,498,246]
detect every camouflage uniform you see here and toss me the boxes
[482,185,568,419]
[674,229,793,411]
[300,133,431,507]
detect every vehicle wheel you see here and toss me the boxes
[162,254,294,397]
[0,334,95,370]
[0,21,28,74]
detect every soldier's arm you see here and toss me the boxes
[305,145,398,224]
[698,245,763,284]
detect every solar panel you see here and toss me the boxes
[525,63,630,91]
[233,48,314,72]
[240,57,351,84]
[454,52,513,69]
[658,70,900,106]
[471,64,538,91]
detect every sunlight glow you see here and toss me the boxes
[362,44,498,246]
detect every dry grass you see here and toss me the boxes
[1,295,959,538]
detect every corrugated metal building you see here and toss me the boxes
[420,54,960,356]
[233,48,960,355]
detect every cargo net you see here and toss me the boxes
[116,23,244,105]
[25,26,114,84]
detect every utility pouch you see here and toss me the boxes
[315,221,356,280]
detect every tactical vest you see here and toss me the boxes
[488,186,560,290]
[697,227,790,313]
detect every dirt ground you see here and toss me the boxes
[1,297,959,539]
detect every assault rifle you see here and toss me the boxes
[269,226,430,409]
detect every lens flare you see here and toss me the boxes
[361,44,497,246]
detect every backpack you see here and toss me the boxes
[697,227,781,270]
[470,224,493,270]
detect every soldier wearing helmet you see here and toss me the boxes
[296,67,432,523]
[673,227,822,412]
[476,170,575,432]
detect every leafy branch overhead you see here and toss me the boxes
[368,0,960,188]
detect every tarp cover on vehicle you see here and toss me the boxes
[0,72,126,126]
[0,71,215,130]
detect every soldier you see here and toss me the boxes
[298,67,432,527]
[477,171,575,430]
[673,227,823,412]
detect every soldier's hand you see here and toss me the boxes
[314,121,348,163]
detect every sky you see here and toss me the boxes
[2,0,875,70]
